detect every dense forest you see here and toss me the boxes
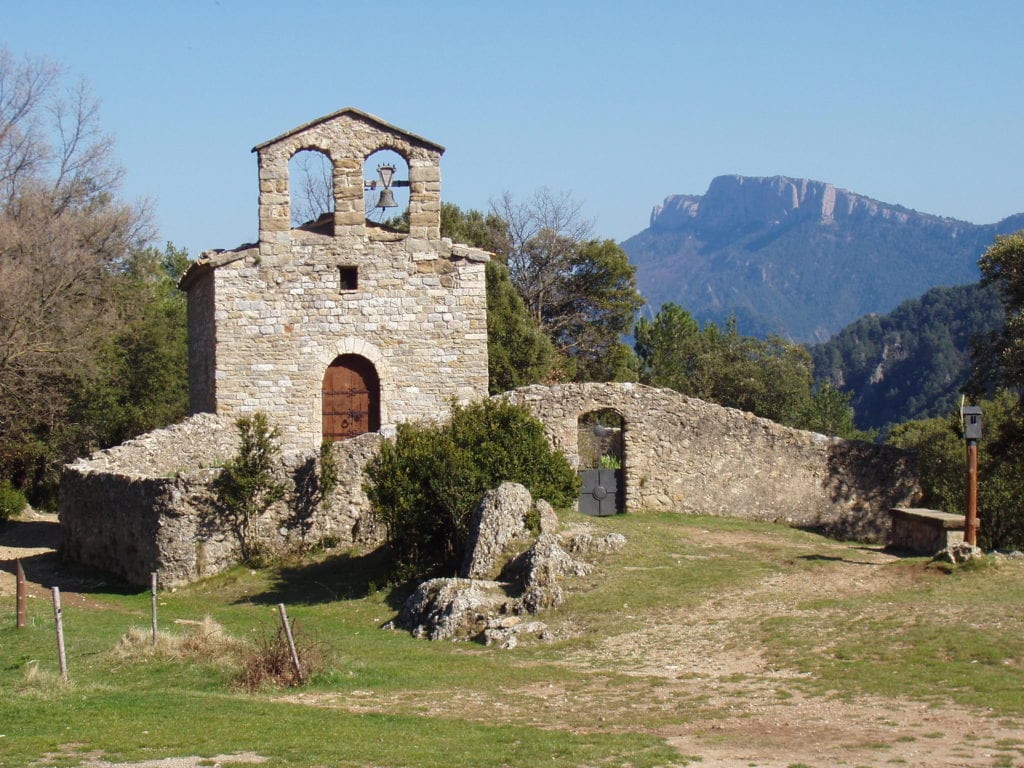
[810,282,1003,432]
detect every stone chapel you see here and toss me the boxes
[178,108,490,451]
[58,108,920,588]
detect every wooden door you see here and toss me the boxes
[322,355,380,441]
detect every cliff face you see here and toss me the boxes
[623,175,1019,342]
[650,175,962,234]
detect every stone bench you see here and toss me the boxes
[889,507,970,555]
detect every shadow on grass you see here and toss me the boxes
[0,550,145,596]
[238,545,412,611]
[1,516,144,596]
[796,547,916,567]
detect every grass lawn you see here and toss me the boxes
[2,511,1023,767]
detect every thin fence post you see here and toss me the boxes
[16,559,26,629]
[277,603,304,683]
[150,572,158,647]
[52,587,68,683]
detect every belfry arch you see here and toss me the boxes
[288,148,335,230]
[363,147,410,229]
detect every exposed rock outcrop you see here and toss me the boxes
[396,578,517,641]
[516,533,592,613]
[933,542,984,565]
[460,482,533,579]
[650,175,926,234]
[393,486,615,645]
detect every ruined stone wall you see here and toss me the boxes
[58,413,383,587]
[60,383,920,587]
[504,383,920,540]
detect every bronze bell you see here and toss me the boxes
[374,188,398,209]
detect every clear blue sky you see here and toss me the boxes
[6,1,1023,259]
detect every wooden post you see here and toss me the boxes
[16,559,26,629]
[52,587,68,683]
[277,603,303,683]
[150,572,158,647]
[965,441,979,547]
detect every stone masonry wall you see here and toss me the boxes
[180,109,490,453]
[183,237,489,453]
[60,383,920,587]
[59,413,383,587]
[253,108,444,251]
[504,383,920,540]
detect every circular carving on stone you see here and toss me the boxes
[593,485,608,500]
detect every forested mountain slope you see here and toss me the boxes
[809,282,1003,430]
[622,174,1024,342]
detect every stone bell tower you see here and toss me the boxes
[179,108,490,452]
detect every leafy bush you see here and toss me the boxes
[888,390,1024,550]
[364,398,579,578]
[0,479,27,521]
[212,413,286,564]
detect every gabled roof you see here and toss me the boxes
[177,246,254,291]
[251,107,445,154]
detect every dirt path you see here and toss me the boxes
[288,531,1024,767]
[558,533,1024,767]
[0,509,62,596]
[0,510,114,609]
[5,517,1022,767]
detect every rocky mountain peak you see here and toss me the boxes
[648,174,943,236]
[623,174,1022,342]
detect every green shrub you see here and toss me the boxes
[318,440,338,500]
[364,398,579,579]
[212,413,286,564]
[0,479,28,521]
[888,390,1024,550]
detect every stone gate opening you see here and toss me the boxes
[322,354,381,442]
[577,408,625,516]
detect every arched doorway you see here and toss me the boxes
[322,355,380,442]
[577,409,625,516]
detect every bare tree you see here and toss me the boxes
[491,188,593,329]
[0,47,152,483]
[289,149,333,227]
[490,189,642,380]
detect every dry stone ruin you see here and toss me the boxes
[58,108,922,589]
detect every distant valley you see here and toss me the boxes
[809,282,1002,431]
[622,174,1024,343]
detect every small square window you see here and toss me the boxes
[339,266,358,291]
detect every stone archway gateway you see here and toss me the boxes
[577,409,625,516]
[322,354,380,441]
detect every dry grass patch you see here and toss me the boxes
[237,621,325,691]
[114,616,245,666]
[115,615,323,692]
